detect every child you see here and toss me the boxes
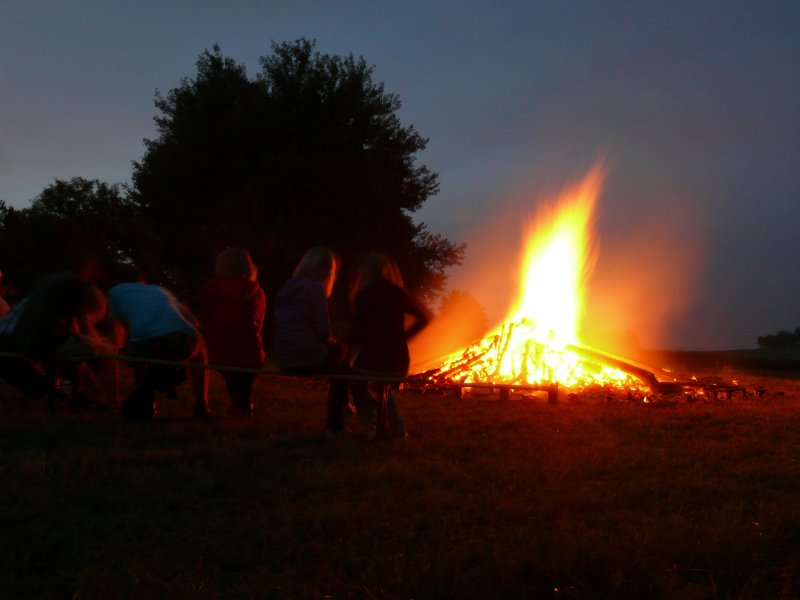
[350,253,429,438]
[108,266,209,419]
[273,246,352,434]
[201,247,266,418]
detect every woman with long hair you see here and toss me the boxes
[273,246,351,433]
[350,252,429,438]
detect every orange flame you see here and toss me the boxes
[429,165,641,391]
[508,167,600,348]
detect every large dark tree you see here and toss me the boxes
[132,40,463,306]
[0,178,150,295]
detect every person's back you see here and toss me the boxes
[273,275,332,369]
[14,272,94,358]
[0,298,50,397]
[108,282,196,343]
[108,279,209,419]
[202,275,265,367]
[352,278,418,375]
[351,254,429,376]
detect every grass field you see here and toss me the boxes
[3,367,800,599]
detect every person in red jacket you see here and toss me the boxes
[201,247,266,418]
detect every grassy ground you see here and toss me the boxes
[3,369,800,599]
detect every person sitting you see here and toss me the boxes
[273,246,354,434]
[108,266,210,420]
[201,247,266,418]
[349,253,429,438]
[13,271,116,407]
[0,298,51,399]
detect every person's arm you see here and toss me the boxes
[178,302,198,327]
[76,305,103,340]
[402,292,430,340]
[253,287,267,332]
[108,318,128,349]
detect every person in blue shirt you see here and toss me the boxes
[108,266,209,419]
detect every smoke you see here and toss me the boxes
[583,195,706,355]
[408,194,527,372]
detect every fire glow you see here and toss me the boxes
[425,166,645,394]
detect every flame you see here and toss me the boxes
[427,165,642,392]
[509,169,598,348]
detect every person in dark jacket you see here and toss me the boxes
[201,247,266,418]
[13,271,115,405]
[350,253,429,438]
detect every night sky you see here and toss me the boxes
[2,2,798,350]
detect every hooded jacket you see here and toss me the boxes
[201,276,266,368]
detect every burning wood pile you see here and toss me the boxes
[416,321,647,398]
[411,166,751,403]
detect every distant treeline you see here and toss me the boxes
[757,328,800,350]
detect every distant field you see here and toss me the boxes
[2,368,800,599]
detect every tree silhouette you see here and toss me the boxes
[132,40,464,306]
[0,178,151,294]
[757,328,800,350]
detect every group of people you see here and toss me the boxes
[274,247,429,437]
[0,246,429,438]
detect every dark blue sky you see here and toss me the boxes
[1,2,798,350]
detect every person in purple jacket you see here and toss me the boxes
[273,246,352,434]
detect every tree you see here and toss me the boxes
[757,328,800,350]
[132,40,464,306]
[0,178,152,294]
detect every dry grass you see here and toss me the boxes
[2,370,800,599]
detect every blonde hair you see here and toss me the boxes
[293,246,337,297]
[215,247,257,281]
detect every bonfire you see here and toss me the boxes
[417,166,745,402]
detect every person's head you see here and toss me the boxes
[350,252,405,303]
[215,247,258,281]
[77,256,103,285]
[293,246,338,297]
[353,252,392,292]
